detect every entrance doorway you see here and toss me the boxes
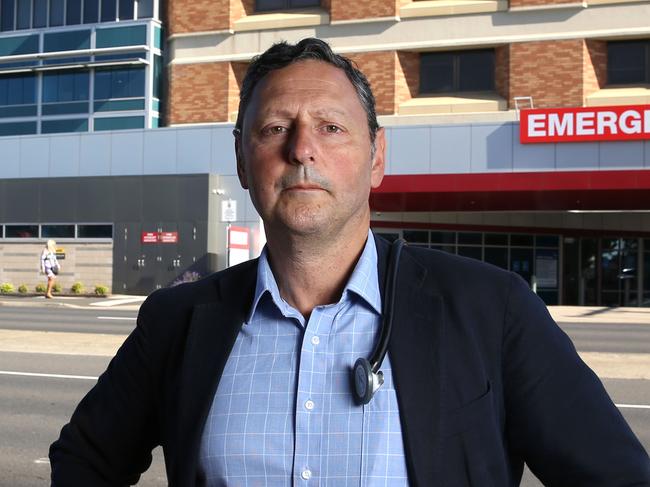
[563,236,642,306]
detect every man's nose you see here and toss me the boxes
[286,125,316,166]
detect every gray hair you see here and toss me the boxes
[235,38,379,150]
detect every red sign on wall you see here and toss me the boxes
[141,232,158,243]
[520,104,650,143]
[159,232,178,243]
[141,231,179,243]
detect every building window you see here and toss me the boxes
[1,0,15,31]
[33,0,48,27]
[94,66,145,100]
[43,71,90,102]
[42,224,75,238]
[83,0,99,23]
[101,0,117,21]
[255,0,320,12]
[16,0,30,29]
[119,0,134,19]
[0,74,36,105]
[608,40,650,85]
[49,0,65,26]
[136,0,153,18]
[41,118,88,133]
[5,224,38,238]
[420,49,495,94]
[66,0,82,24]
[77,224,112,238]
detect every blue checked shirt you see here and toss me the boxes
[199,233,409,486]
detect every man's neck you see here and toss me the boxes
[265,226,371,320]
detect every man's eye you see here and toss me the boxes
[324,125,342,133]
[264,126,287,135]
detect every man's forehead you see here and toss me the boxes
[257,59,352,92]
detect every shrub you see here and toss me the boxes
[171,271,202,287]
[35,283,47,293]
[94,285,109,296]
[0,283,14,294]
[52,283,62,293]
[71,282,84,294]
[18,284,28,294]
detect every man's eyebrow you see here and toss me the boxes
[258,107,349,119]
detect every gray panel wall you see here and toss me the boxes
[1,123,649,180]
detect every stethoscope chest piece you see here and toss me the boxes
[350,237,405,406]
[353,357,384,405]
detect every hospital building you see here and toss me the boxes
[0,0,649,306]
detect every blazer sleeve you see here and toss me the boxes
[502,273,650,486]
[49,297,163,486]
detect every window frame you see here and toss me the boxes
[255,0,320,13]
[419,49,496,95]
[607,40,650,86]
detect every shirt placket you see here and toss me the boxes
[293,304,336,486]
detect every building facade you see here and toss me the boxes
[1,0,649,305]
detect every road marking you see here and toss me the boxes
[34,458,50,465]
[96,316,136,321]
[90,297,145,307]
[0,370,98,380]
[616,403,650,410]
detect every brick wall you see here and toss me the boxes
[231,0,255,25]
[228,62,249,122]
[509,40,586,108]
[584,40,607,97]
[347,51,397,115]
[395,52,419,106]
[168,0,230,35]
[495,45,510,103]
[329,0,398,22]
[168,62,230,124]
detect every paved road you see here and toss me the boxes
[2,304,650,353]
[0,306,137,335]
[560,322,650,353]
[0,305,648,486]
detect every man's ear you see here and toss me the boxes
[370,127,386,189]
[234,131,249,190]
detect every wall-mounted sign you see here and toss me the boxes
[142,232,158,243]
[55,247,65,259]
[159,232,178,243]
[228,226,250,267]
[520,104,650,143]
[222,199,237,222]
[141,231,179,244]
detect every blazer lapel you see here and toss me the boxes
[375,234,444,487]
[173,262,257,485]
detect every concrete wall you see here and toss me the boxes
[0,242,112,293]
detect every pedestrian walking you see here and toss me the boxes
[40,239,59,299]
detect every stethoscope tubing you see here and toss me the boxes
[369,238,405,373]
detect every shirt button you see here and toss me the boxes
[301,469,312,480]
[305,399,315,410]
[311,335,320,345]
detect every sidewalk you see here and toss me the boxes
[0,294,146,311]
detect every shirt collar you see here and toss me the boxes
[246,230,381,324]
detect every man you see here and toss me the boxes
[51,38,649,486]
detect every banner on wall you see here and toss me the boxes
[228,226,250,267]
[520,104,650,143]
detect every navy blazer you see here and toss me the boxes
[50,235,650,486]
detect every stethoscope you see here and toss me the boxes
[352,237,406,405]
